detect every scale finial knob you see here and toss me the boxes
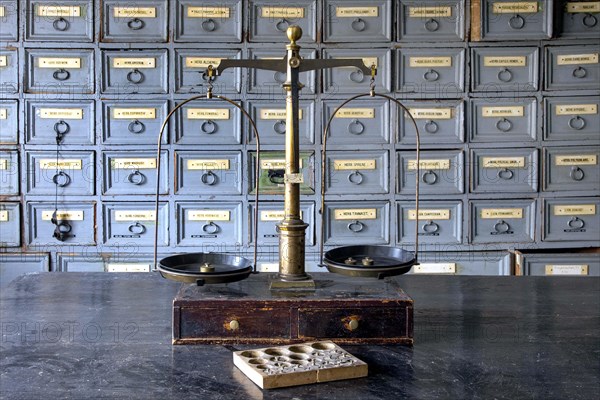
[287,25,302,44]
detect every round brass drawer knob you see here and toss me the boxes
[348,319,359,331]
[229,320,240,331]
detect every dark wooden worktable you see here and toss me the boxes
[1,273,599,399]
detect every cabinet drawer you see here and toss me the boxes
[544,96,600,141]
[102,100,168,145]
[326,150,389,195]
[398,100,465,145]
[469,98,537,142]
[175,48,242,94]
[0,100,18,144]
[323,98,390,145]
[101,49,168,94]
[559,1,600,38]
[471,46,539,92]
[397,0,465,42]
[26,150,95,195]
[545,45,600,91]
[249,202,315,246]
[396,47,465,95]
[175,0,242,43]
[58,253,157,272]
[323,0,392,42]
[0,49,18,93]
[323,48,392,94]
[0,150,18,195]
[249,151,315,195]
[26,100,95,145]
[471,148,538,193]
[101,0,167,42]
[0,253,49,288]
[398,201,463,245]
[0,1,18,41]
[408,251,512,275]
[249,0,317,43]
[102,151,168,195]
[175,151,242,195]
[25,48,94,94]
[102,201,168,246]
[480,0,552,40]
[398,150,464,195]
[176,201,242,246]
[26,0,93,42]
[0,202,20,247]
[543,146,600,192]
[27,201,96,246]
[175,100,241,145]
[247,48,316,94]
[324,201,390,245]
[542,197,600,242]
[469,199,536,244]
[520,253,600,276]
[248,100,314,145]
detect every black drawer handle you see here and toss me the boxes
[573,66,587,79]
[127,18,145,30]
[53,17,70,31]
[424,18,440,32]
[497,168,514,180]
[493,220,510,234]
[347,220,365,233]
[202,221,220,234]
[53,69,70,81]
[583,13,598,27]
[568,116,586,130]
[128,222,146,235]
[351,18,367,32]
[423,69,439,82]
[349,68,365,83]
[497,68,513,82]
[53,120,70,135]
[422,220,440,234]
[273,120,286,134]
[347,170,364,185]
[128,120,146,134]
[570,166,585,181]
[201,170,218,185]
[509,14,526,29]
[347,119,365,135]
[496,118,513,132]
[201,18,217,32]
[275,18,289,32]
[268,169,285,184]
[424,120,439,134]
[568,217,585,230]
[127,170,146,185]
[422,170,438,185]
[127,69,145,84]
[52,171,71,187]
[200,120,217,134]
[53,220,72,242]
[274,71,286,84]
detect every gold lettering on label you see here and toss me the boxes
[482,157,526,168]
[113,58,156,69]
[408,108,452,119]
[334,209,377,220]
[409,6,452,17]
[261,159,303,169]
[42,210,84,221]
[260,210,304,221]
[187,7,230,18]
[261,7,305,18]
[188,210,230,221]
[187,159,230,170]
[336,7,379,17]
[555,155,597,166]
[0,56,7,67]
[481,208,523,219]
[557,53,599,65]
[0,6,5,17]
[185,57,222,68]
[0,210,8,222]
[333,159,376,170]
[409,57,452,67]
[0,109,7,120]
[112,108,156,119]
[37,5,81,17]
[545,265,588,275]
[0,159,7,170]
[482,106,524,117]
[334,108,375,119]
[414,263,456,274]
[40,108,83,120]
[407,209,451,220]
[38,58,81,68]
[492,2,538,13]
[39,159,82,170]
[566,2,600,12]
[111,158,156,169]
[407,159,451,170]
[554,205,596,216]
[115,211,155,221]
[107,263,151,273]
[113,7,156,18]
[483,56,527,67]
[556,104,598,115]
[260,109,303,120]
[187,109,230,120]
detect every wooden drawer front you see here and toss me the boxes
[178,307,291,339]
[298,307,409,339]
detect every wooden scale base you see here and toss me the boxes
[172,272,413,345]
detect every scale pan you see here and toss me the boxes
[158,253,253,285]
[323,245,416,278]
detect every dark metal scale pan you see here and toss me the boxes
[158,253,253,286]
[322,245,416,279]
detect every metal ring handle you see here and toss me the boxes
[583,13,598,27]
[573,66,587,79]
[275,19,288,32]
[423,69,440,82]
[496,118,513,132]
[53,220,72,242]
[53,17,70,31]
[422,170,438,185]
[53,120,70,135]
[268,169,285,184]
[274,71,286,83]
[570,166,585,181]
[568,116,586,130]
[494,220,510,233]
[128,120,145,134]
[424,18,440,32]
[497,68,513,82]
[200,120,217,134]
[127,170,146,185]
[347,170,364,185]
[422,220,440,234]
[127,69,145,84]
[351,18,366,32]
[424,120,439,133]
[497,168,514,180]
[347,119,365,135]
[349,69,365,83]
[53,69,70,81]
[202,221,219,234]
[347,220,365,233]
[509,14,526,29]
[201,18,217,32]
[273,120,286,134]
[568,217,585,229]
[201,170,218,185]
[127,18,145,30]
[52,171,71,187]
[128,222,146,235]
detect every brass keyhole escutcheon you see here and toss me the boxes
[229,320,240,331]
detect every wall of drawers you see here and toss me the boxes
[1,0,599,281]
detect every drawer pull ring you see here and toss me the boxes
[200,120,217,134]
[268,169,285,184]
[423,69,439,82]
[128,222,146,235]
[52,17,70,31]
[127,170,146,185]
[201,170,218,185]
[349,69,365,83]
[274,71,286,84]
[53,120,70,135]
[202,221,220,234]
[568,116,586,130]
[127,69,145,84]
[497,168,514,180]
[128,120,146,134]
[348,318,359,331]
[273,120,286,134]
[424,18,440,32]
[496,118,513,132]
[509,14,526,29]
[53,69,70,81]
[276,19,289,32]
[493,220,510,234]
[570,166,585,181]
[351,18,367,32]
[422,170,438,185]
[573,66,587,79]
[583,13,598,27]
[52,171,71,187]
[568,217,585,229]
[347,119,365,135]
[422,220,440,234]
[127,18,145,30]
[424,120,439,134]
[347,170,364,185]
[347,220,365,233]
[497,68,513,82]
[201,18,217,32]
[53,220,72,242]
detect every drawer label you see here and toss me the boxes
[107,263,151,273]
[113,108,156,119]
[556,104,598,115]
[555,155,597,166]
[557,53,599,65]
[38,58,81,69]
[482,157,526,168]
[0,159,7,170]
[113,58,156,69]
[482,106,524,117]
[566,2,600,13]
[185,57,222,68]
[40,108,83,120]
[115,211,155,221]
[334,209,377,220]
[39,159,82,170]
[260,210,285,221]
[0,109,7,119]
[409,57,452,68]
[187,159,230,170]
[334,108,375,119]
[111,158,156,169]
[0,210,8,222]
[0,56,7,67]
[545,265,588,275]
[261,159,304,169]
[407,159,451,170]
[187,7,230,18]
[408,6,452,17]
[554,205,596,216]
[0,6,4,17]
[187,108,230,120]
[483,56,527,67]
[114,7,156,18]
[408,209,451,220]
[492,2,538,13]
[481,208,523,219]
[188,210,230,221]
[333,159,376,170]
[42,210,84,221]
[260,109,303,119]
[261,7,305,18]
[336,7,379,17]
[37,5,81,17]
[414,263,456,274]
[408,108,452,119]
